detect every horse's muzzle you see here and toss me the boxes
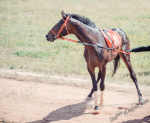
[46,34,50,41]
[46,34,54,42]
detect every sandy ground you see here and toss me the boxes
[0,71,150,123]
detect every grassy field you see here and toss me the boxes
[0,0,150,85]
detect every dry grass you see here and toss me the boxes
[0,0,150,85]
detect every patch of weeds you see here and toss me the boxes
[0,117,16,123]
[10,66,14,69]
[9,0,19,4]
[12,50,51,59]
[115,16,129,20]
[20,0,29,2]
[137,15,150,19]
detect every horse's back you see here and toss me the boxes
[108,28,130,44]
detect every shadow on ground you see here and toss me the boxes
[28,99,92,123]
[122,115,150,123]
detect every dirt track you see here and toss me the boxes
[0,76,150,123]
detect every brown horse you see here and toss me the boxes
[46,10,143,114]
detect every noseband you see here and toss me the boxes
[51,16,70,39]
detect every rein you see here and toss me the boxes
[51,16,130,55]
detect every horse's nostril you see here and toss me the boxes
[46,35,48,38]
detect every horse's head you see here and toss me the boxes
[46,10,70,42]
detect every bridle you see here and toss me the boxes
[51,16,70,39]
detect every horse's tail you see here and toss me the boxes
[112,54,120,76]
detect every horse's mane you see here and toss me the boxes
[66,14,97,28]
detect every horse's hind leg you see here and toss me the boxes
[119,53,143,103]
[88,70,101,98]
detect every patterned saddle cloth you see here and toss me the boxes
[99,28,121,49]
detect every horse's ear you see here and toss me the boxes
[61,10,67,20]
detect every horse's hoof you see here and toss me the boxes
[138,96,144,104]
[91,110,100,114]
[91,106,100,114]
[88,94,92,98]
[139,98,144,105]
[85,97,93,101]
[86,96,92,100]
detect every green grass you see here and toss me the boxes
[12,50,52,59]
[0,0,150,85]
[0,117,16,123]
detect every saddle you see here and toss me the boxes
[99,28,121,53]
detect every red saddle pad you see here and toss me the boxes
[99,28,121,49]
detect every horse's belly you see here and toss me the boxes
[107,51,119,63]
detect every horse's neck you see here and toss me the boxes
[71,23,98,44]
[71,23,105,52]
[70,22,107,60]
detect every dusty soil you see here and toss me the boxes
[0,71,150,123]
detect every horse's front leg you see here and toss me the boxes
[88,70,101,98]
[87,66,100,114]
[99,65,106,106]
